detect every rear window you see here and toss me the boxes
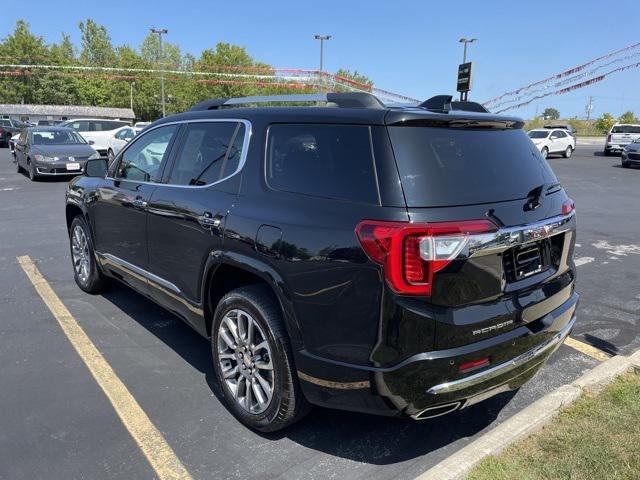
[388,127,557,207]
[267,124,379,204]
[611,125,640,134]
[91,120,128,131]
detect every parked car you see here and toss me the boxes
[621,138,640,168]
[544,123,576,140]
[107,126,141,161]
[58,118,130,157]
[66,92,577,432]
[15,127,100,181]
[527,128,575,158]
[0,118,29,147]
[134,121,152,129]
[8,132,20,157]
[604,124,640,155]
[37,119,63,126]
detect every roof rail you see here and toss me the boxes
[419,95,490,113]
[189,92,385,111]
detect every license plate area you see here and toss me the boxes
[505,241,551,281]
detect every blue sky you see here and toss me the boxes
[3,0,640,119]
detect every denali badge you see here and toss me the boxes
[473,320,514,336]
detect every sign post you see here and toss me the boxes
[457,62,474,101]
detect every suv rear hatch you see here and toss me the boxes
[609,125,640,147]
[385,113,576,348]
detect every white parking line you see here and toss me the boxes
[575,257,594,267]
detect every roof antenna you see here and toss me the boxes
[419,95,453,112]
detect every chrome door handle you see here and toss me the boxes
[132,198,147,209]
[198,212,222,229]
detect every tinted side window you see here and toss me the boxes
[115,125,177,182]
[267,124,378,204]
[69,121,89,131]
[168,122,245,186]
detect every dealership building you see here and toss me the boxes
[0,104,135,124]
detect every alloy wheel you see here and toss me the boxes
[71,225,91,285]
[217,308,274,414]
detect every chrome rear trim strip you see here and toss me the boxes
[427,315,575,395]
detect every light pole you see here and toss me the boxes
[314,34,331,92]
[150,27,168,117]
[130,81,135,111]
[458,38,477,101]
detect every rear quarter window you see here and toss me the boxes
[388,126,557,207]
[266,124,379,204]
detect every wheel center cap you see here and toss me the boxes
[242,354,252,368]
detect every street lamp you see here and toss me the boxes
[314,34,331,92]
[150,27,168,117]
[130,81,135,111]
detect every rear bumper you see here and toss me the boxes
[296,291,578,418]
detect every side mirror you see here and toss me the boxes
[88,140,95,145]
[124,137,131,142]
[84,158,108,177]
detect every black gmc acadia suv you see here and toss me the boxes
[65,92,578,432]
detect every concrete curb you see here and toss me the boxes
[415,353,638,480]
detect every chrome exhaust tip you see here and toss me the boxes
[410,401,463,420]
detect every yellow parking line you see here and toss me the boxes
[564,336,611,362]
[17,256,192,480]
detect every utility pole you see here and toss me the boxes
[130,81,135,111]
[585,96,593,121]
[458,38,477,101]
[314,34,331,92]
[150,27,168,117]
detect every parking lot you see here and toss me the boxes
[1,143,639,480]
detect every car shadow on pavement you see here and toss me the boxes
[582,333,620,357]
[101,282,516,466]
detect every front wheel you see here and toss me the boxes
[27,160,38,181]
[212,285,309,432]
[69,216,106,293]
[563,146,573,158]
[541,147,549,159]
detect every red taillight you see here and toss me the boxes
[459,357,490,373]
[0,127,4,135]
[607,134,612,142]
[355,219,498,296]
[561,198,575,215]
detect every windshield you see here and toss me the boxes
[32,130,87,145]
[612,125,640,134]
[528,130,550,139]
[388,127,557,207]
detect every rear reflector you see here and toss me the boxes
[459,357,490,373]
[355,219,498,296]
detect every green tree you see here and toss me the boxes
[335,68,373,86]
[619,111,637,124]
[595,113,616,133]
[543,108,560,120]
[78,19,116,67]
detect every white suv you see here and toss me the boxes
[527,128,575,159]
[58,119,130,157]
[604,124,640,155]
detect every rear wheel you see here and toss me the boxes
[211,285,309,432]
[541,147,549,159]
[69,216,106,293]
[563,146,573,158]
[622,160,630,168]
[604,149,611,156]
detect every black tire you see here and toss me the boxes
[563,146,573,158]
[107,149,115,163]
[604,149,611,156]
[541,147,549,159]
[15,158,23,174]
[211,285,310,432]
[69,216,106,293]
[27,159,38,181]
[622,160,630,168]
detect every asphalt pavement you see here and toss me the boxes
[0,144,638,480]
